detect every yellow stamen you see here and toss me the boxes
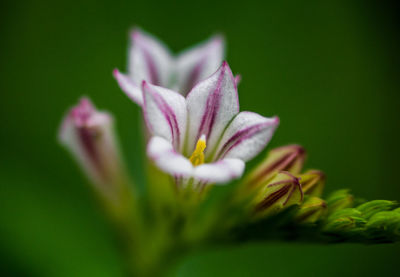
[189,135,207,166]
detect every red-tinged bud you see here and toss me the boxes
[59,97,128,202]
[253,171,304,217]
[298,170,325,197]
[244,145,306,188]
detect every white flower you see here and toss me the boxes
[113,28,226,106]
[143,62,279,186]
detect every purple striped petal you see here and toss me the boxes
[175,35,225,95]
[147,136,193,177]
[142,82,187,151]
[59,98,125,194]
[113,69,143,106]
[129,28,172,87]
[214,112,279,162]
[193,158,245,184]
[186,61,239,156]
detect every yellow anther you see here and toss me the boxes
[189,134,207,166]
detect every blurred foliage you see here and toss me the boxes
[0,0,399,276]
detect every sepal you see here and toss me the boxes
[252,171,303,218]
[356,200,398,220]
[298,170,325,197]
[325,189,354,214]
[295,196,326,223]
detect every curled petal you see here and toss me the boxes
[193,158,245,184]
[186,61,239,155]
[214,112,279,161]
[142,82,187,151]
[176,35,225,95]
[147,136,193,177]
[113,69,143,105]
[129,28,172,86]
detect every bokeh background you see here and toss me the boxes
[1,0,399,276]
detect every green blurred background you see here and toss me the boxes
[1,0,399,276]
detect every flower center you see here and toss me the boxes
[189,134,206,166]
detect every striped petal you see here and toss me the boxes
[214,112,279,162]
[186,61,239,156]
[147,136,193,177]
[113,69,143,105]
[142,82,187,151]
[175,35,225,96]
[129,28,172,87]
[193,158,245,184]
[58,98,125,194]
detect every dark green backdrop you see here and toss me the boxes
[1,0,399,276]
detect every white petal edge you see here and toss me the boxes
[147,136,193,177]
[113,69,143,106]
[193,158,245,184]
[214,112,279,162]
[175,35,225,95]
[142,82,187,151]
[129,28,173,87]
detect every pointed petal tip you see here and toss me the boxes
[220,61,236,83]
[129,27,142,40]
[272,116,280,125]
[210,33,225,45]
[112,68,121,79]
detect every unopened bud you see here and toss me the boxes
[298,170,325,197]
[253,171,303,217]
[365,211,400,241]
[322,208,366,234]
[356,200,398,220]
[295,196,327,223]
[325,189,354,214]
[59,97,128,200]
[244,145,306,188]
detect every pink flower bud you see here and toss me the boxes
[59,97,127,199]
[244,145,306,188]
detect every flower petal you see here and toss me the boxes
[175,35,225,95]
[113,69,143,105]
[214,112,279,162]
[186,61,239,155]
[59,98,124,192]
[193,158,244,184]
[147,136,194,177]
[129,28,172,86]
[142,82,187,151]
